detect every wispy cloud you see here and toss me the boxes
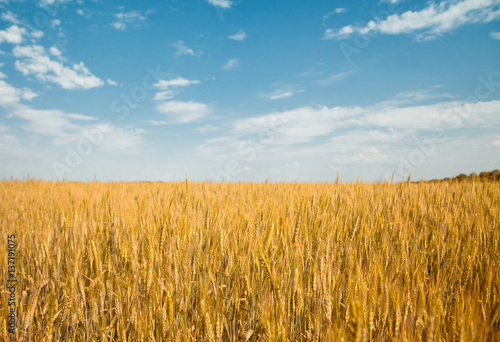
[49,46,62,57]
[268,92,295,100]
[323,8,347,21]
[1,11,21,25]
[153,91,174,101]
[298,70,325,78]
[392,88,455,103]
[323,0,500,41]
[170,40,200,56]
[150,120,168,126]
[492,31,500,39]
[317,71,352,86]
[0,73,144,155]
[11,106,95,137]
[155,100,210,124]
[222,58,239,70]
[39,0,71,6]
[50,19,61,29]
[258,87,304,100]
[0,79,38,107]
[207,0,232,8]
[1,75,145,157]
[196,124,219,133]
[154,77,200,89]
[76,8,92,18]
[228,30,247,41]
[111,10,148,31]
[13,45,104,90]
[152,77,200,100]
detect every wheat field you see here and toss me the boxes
[1,179,499,341]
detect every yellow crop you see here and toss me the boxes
[1,179,499,341]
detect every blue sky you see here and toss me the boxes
[0,0,499,182]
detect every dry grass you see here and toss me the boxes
[1,179,499,341]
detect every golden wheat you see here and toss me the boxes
[0,179,499,340]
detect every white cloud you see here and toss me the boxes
[11,105,95,137]
[1,11,21,25]
[0,79,25,107]
[323,8,348,21]
[49,46,62,57]
[51,19,61,29]
[222,58,239,70]
[30,30,44,40]
[0,25,26,44]
[229,99,500,146]
[269,92,295,100]
[111,22,126,30]
[20,88,38,101]
[353,147,389,163]
[155,100,209,123]
[0,80,38,107]
[228,30,247,41]
[111,10,147,31]
[150,120,168,126]
[195,97,500,181]
[196,124,219,133]
[153,77,200,89]
[365,100,500,130]
[7,101,144,154]
[492,31,500,39]
[317,71,352,86]
[392,89,455,103]
[233,105,363,145]
[207,0,232,8]
[170,40,200,56]
[152,77,200,101]
[0,76,144,175]
[39,0,71,6]
[13,45,104,90]
[98,128,145,154]
[153,90,174,101]
[323,0,500,40]
[106,79,117,86]
[258,88,304,100]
